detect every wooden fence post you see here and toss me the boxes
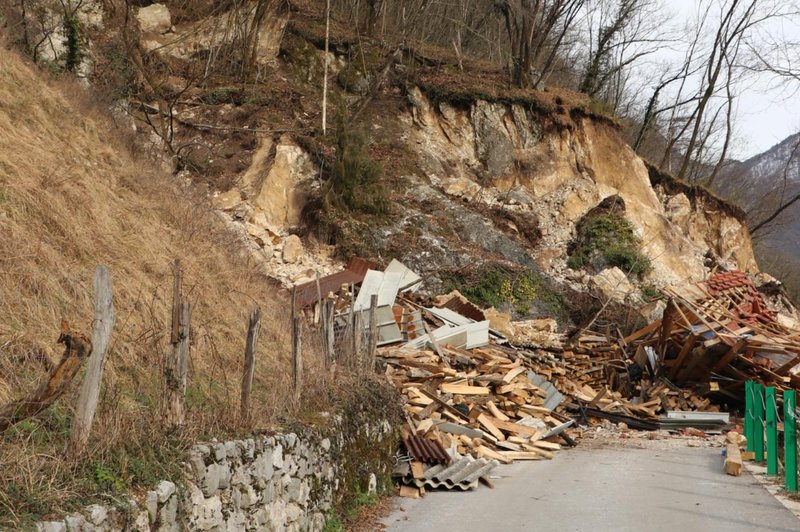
[368,294,378,371]
[164,259,192,428]
[353,311,362,370]
[324,299,335,364]
[240,307,261,421]
[70,265,115,454]
[292,317,303,403]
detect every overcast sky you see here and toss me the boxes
[644,0,800,160]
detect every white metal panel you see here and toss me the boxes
[385,258,423,292]
[426,306,474,327]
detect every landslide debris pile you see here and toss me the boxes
[303,258,796,496]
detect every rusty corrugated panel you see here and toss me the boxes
[294,257,374,308]
[403,435,450,465]
[442,296,486,322]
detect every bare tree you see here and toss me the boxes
[494,0,586,88]
[578,0,666,102]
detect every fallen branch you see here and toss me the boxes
[0,321,92,432]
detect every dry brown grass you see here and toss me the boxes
[0,46,337,527]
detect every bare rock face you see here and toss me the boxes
[213,189,242,211]
[136,4,172,35]
[282,235,304,264]
[401,88,757,288]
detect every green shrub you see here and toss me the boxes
[445,265,563,318]
[323,118,389,216]
[568,213,651,276]
[63,12,82,73]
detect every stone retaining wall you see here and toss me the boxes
[37,387,400,531]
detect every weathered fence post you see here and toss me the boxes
[164,259,192,427]
[240,307,261,421]
[70,265,115,454]
[348,283,356,368]
[368,294,378,371]
[784,389,797,492]
[353,311,362,369]
[323,299,335,366]
[766,386,778,475]
[292,317,303,403]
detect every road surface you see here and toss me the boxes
[382,440,800,532]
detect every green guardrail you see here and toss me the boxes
[743,381,799,492]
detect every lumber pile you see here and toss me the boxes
[382,343,578,467]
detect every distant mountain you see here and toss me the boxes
[715,133,800,299]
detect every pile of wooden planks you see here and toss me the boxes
[381,343,578,468]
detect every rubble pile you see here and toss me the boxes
[295,260,800,496]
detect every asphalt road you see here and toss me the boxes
[382,441,800,532]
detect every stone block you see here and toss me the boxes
[86,505,107,526]
[272,444,284,469]
[37,522,67,532]
[145,490,159,524]
[155,480,177,503]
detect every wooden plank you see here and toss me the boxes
[418,388,470,421]
[712,339,747,372]
[622,319,662,344]
[502,367,527,383]
[399,485,420,499]
[410,461,425,480]
[533,440,561,451]
[476,445,513,464]
[668,334,697,379]
[497,451,543,461]
[477,413,506,441]
[487,401,510,421]
[441,383,490,395]
[724,443,742,476]
[490,418,541,438]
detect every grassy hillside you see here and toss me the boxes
[0,47,328,526]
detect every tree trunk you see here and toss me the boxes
[0,322,92,432]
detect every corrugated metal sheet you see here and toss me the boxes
[402,455,499,491]
[528,371,565,410]
[442,296,486,322]
[403,436,451,465]
[294,257,374,308]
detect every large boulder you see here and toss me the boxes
[137,4,172,34]
[282,235,304,264]
[589,267,636,304]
